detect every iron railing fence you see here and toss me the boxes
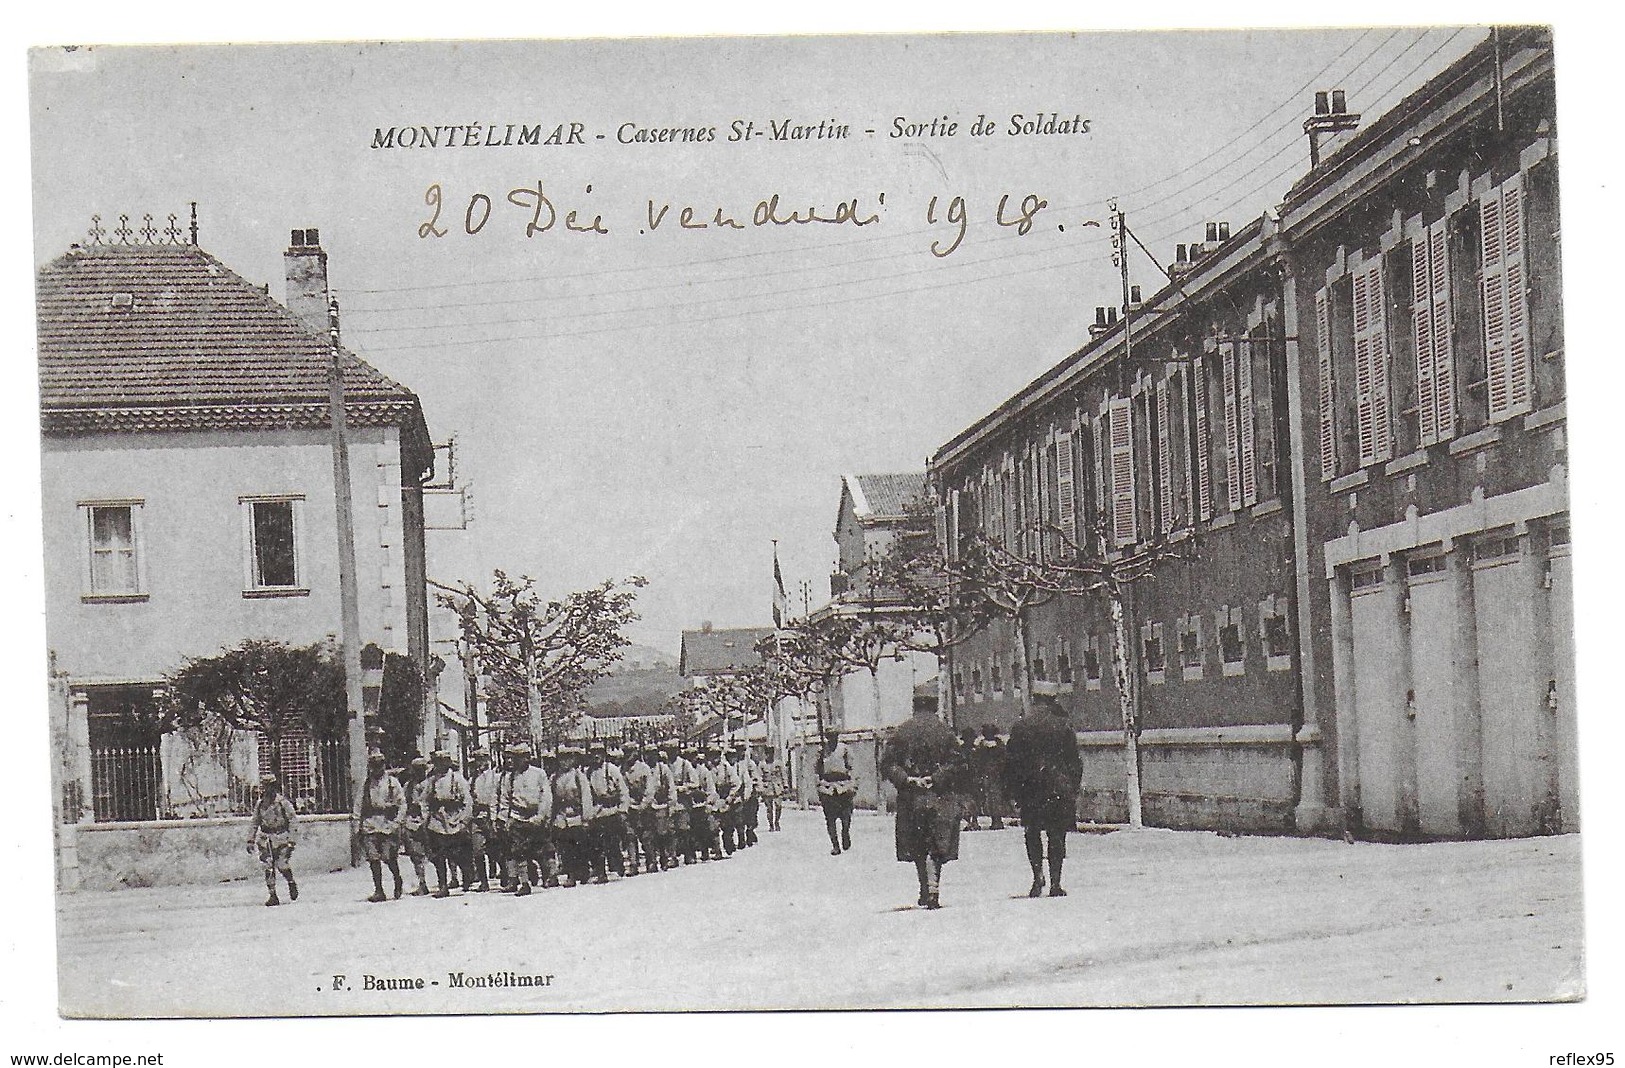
[83,736,352,823]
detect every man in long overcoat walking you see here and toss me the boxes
[880,692,964,910]
[1003,683,1083,897]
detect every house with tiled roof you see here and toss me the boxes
[830,471,928,599]
[39,221,436,864]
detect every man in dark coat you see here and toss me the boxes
[880,692,964,910]
[1003,683,1083,897]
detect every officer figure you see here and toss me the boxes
[760,748,789,833]
[247,772,298,907]
[880,692,966,910]
[425,749,471,898]
[358,750,406,902]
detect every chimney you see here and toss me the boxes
[1304,87,1362,168]
[284,227,330,335]
[1088,306,1120,340]
[1129,285,1143,311]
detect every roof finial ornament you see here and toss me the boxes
[88,214,105,245]
[139,213,158,244]
[113,213,132,243]
[189,202,198,245]
[164,213,183,244]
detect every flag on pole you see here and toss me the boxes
[772,544,788,628]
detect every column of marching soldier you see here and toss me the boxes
[342,738,780,905]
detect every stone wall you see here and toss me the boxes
[73,814,354,892]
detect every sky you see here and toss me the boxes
[28,28,1486,653]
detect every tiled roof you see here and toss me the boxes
[850,472,927,520]
[678,627,774,676]
[37,242,424,423]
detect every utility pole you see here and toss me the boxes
[1108,200,1146,829]
[327,297,368,845]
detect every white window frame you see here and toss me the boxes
[79,499,147,601]
[1216,605,1248,677]
[241,495,308,597]
[1142,621,1166,685]
[1179,614,1205,681]
[1258,594,1293,672]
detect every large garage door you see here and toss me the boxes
[1472,531,1543,838]
[1350,563,1402,833]
[1406,552,1461,837]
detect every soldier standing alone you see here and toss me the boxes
[246,772,298,907]
[1003,684,1083,898]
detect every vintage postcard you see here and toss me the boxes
[28,26,1583,1019]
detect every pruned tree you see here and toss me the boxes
[764,613,913,736]
[163,638,347,778]
[433,571,648,747]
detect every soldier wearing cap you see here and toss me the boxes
[467,747,501,892]
[622,743,658,876]
[498,742,551,896]
[550,745,598,886]
[247,772,299,907]
[695,746,727,861]
[359,750,407,902]
[760,747,789,833]
[880,692,966,910]
[1003,683,1082,898]
[713,743,742,856]
[424,749,471,898]
[655,740,687,868]
[583,741,628,882]
[399,756,433,896]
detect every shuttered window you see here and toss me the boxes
[1108,397,1138,546]
[1237,342,1258,507]
[1222,342,1242,510]
[1316,287,1337,480]
[1352,260,1393,466]
[1482,174,1533,421]
[1156,378,1174,534]
[1413,220,1457,445]
[1055,430,1077,548]
[1092,409,1108,535]
[1193,358,1214,519]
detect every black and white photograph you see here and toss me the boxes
[8,7,1621,1057]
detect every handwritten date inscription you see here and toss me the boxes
[418,183,1053,257]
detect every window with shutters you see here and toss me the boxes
[1220,341,1260,509]
[1179,615,1205,681]
[1481,173,1534,422]
[1525,159,1564,405]
[1351,260,1394,466]
[1315,287,1338,481]
[1091,410,1108,540]
[1193,353,1215,516]
[1057,637,1074,687]
[1412,219,1458,445]
[1156,377,1175,533]
[1248,331,1278,502]
[1108,397,1138,546]
[1055,429,1078,551]
[81,501,146,600]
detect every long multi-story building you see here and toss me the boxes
[928,28,1569,839]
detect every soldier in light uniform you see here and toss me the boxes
[672,744,703,865]
[400,756,432,896]
[551,745,597,887]
[623,743,657,876]
[425,749,471,898]
[500,742,552,897]
[695,747,726,861]
[760,748,789,833]
[713,745,742,856]
[654,740,684,869]
[358,750,406,903]
[536,748,561,888]
[585,740,629,883]
[467,748,501,892]
[246,773,298,907]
